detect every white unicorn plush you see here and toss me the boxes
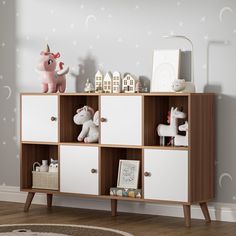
[157,107,186,137]
[175,121,188,146]
[73,106,99,143]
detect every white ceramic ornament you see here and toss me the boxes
[39,160,49,172]
[84,78,94,93]
[171,79,195,93]
[174,121,188,146]
[157,107,186,137]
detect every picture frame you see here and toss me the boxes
[117,160,140,189]
[151,49,180,92]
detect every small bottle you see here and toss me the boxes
[40,160,49,172]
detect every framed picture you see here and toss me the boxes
[117,160,140,189]
[151,49,180,92]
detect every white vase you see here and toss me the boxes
[40,160,49,172]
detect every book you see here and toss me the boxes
[110,187,142,198]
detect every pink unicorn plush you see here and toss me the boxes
[37,44,69,93]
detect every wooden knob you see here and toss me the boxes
[91,168,97,174]
[51,116,57,121]
[100,117,107,122]
[144,172,151,177]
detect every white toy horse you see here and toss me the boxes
[175,121,188,146]
[157,107,186,137]
[73,106,99,143]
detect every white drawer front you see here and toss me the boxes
[21,95,58,142]
[144,149,188,202]
[60,145,99,195]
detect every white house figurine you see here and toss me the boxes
[95,70,103,93]
[122,74,136,93]
[103,72,113,93]
[112,71,122,93]
[94,70,139,94]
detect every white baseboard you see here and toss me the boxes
[0,185,236,222]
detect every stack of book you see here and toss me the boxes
[110,187,142,198]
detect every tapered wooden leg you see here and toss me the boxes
[183,204,191,227]
[47,194,53,208]
[200,202,211,223]
[111,199,117,217]
[24,192,35,212]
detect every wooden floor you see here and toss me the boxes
[0,201,236,236]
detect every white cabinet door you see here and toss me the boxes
[60,145,99,195]
[100,96,142,145]
[21,95,58,142]
[144,149,188,202]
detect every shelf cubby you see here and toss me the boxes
[60,95,99,143]
[100,147,142,196]
[21,144,58,189]
[144,95,188,146]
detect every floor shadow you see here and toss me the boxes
[71,53,97,92]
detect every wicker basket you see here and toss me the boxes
[32,171,58,190]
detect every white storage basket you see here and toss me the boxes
[32,171,58,190]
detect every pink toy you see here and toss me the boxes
[37,44,69,93]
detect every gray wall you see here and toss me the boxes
[0,0,236,203]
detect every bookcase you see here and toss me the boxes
[20,92,214,227]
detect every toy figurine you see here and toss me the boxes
[37,44,69,93]
[175,121,188,146]
[171,79,195,93]
[157,107,187,146]
[49,158,59,172]
[84,78,94,93]
[73,105,99,143]
[157,107,186,137]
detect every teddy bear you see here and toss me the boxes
[73,106,99,143]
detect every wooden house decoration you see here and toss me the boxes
[112,71,121,93]
[95,70,103,93]
[122,74,136,93]
[103,72,113,93]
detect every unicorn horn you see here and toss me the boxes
[45,44,50,53]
